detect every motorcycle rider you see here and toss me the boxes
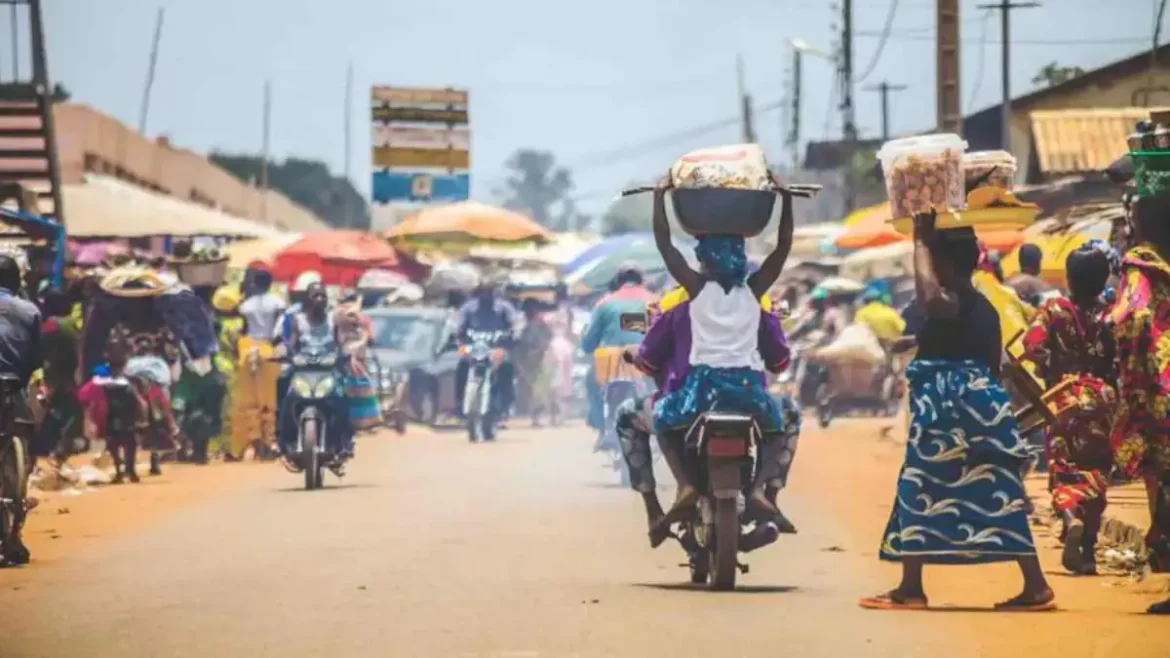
[617,285,799,548]
[277,282,353,475]
[0,255,41,566]
[580,265,656,435]
[453,276,519,421]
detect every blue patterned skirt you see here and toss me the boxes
[879,359,1037,564]
[653,365,787,435]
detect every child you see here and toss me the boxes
[79,337,147,484]
[649,172,797,528]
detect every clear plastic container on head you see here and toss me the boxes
[877,133,968,219]
[963,150,1018,191]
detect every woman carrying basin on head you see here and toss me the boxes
[860,212,1054,612]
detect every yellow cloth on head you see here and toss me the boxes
[972,270,1036,353]
[854,301,906,343]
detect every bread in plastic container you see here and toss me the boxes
[669,144,776,237]
[878,134,968,219]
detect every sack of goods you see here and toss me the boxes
[668,143,778,238]
[812,322,886,366]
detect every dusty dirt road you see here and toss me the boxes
[1,420,1166,658]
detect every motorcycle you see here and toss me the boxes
[618,312,775,590]
[459,329,509,443]
[368,356,408,435]
[280,351,345,490]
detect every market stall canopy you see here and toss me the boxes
[469,232,599,267]
[386,202,552,244]
[224,234,303,270]
[64,175,289,239]
[834,203,902,250]
[564,234,695,292]
[813,276,865,296]
[271,231,404,286]
[839,241,913,282]
[1000,203,1119,286]
[792,223,845,258]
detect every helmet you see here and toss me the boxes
[212,285,241,313]
[292,270,322,293]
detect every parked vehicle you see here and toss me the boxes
[366,307,459,427]
[459,329,510,442]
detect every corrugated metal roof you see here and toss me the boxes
[1029,108,1167,174]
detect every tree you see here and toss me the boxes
[496,149,588,231]
[210,153,369,230]
[1032,62,1086,88]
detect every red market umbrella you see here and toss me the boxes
[271,231,407,286]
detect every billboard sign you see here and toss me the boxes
[371,85,469,206]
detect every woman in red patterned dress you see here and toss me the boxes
[1020,241,1117,575]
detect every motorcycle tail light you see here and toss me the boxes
[491,348,505,365]
[457,345,470,357]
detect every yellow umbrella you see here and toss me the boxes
[386,202,552,244]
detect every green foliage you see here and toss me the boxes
[496,149,589,231]
[1032,62,1086,88]
[210,153,369,230]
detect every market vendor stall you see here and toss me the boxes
[0,206,66,287]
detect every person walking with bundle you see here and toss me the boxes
[1018,240,1118,575]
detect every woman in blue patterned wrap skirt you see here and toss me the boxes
[860,212,1055,612]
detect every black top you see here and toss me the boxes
[904,288,1001,367]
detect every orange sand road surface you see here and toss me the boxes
[1,421,1166,658]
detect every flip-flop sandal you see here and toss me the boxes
[994,596,1057,612]
[1146,600,1170,615]
[859,592,928,611]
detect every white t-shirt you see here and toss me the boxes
[239,293,288,341]
[688,282,763,370]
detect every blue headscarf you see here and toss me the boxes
[694,235,748,292]
[862,280,891,304]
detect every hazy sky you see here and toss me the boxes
[15,0,1167,216]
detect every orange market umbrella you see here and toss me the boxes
[271,230,408,286]
[386,202,552,244]
[834,203,904,250]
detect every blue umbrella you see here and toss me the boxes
[563,233,654,275]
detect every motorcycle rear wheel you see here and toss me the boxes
[710,497,739,591]
[0,435,26,564]
[302,418,320,491]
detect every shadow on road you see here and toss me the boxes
[272,483,380,493]
[633,583,799,595]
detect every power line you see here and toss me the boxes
[857,32,1148,45]
[854,0,900,84]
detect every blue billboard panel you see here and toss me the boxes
[372,171,470,204]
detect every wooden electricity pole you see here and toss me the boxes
[936,0,962,134]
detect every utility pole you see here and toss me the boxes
[138,7,165,135]
[840,0,857,210]
[344,61,352,180]
[736,54,756,142]
[789,46,801,170]
[261,79,271,221]
[979,0,1040,153]
[936,0,962,133]
[864,80,908,141]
